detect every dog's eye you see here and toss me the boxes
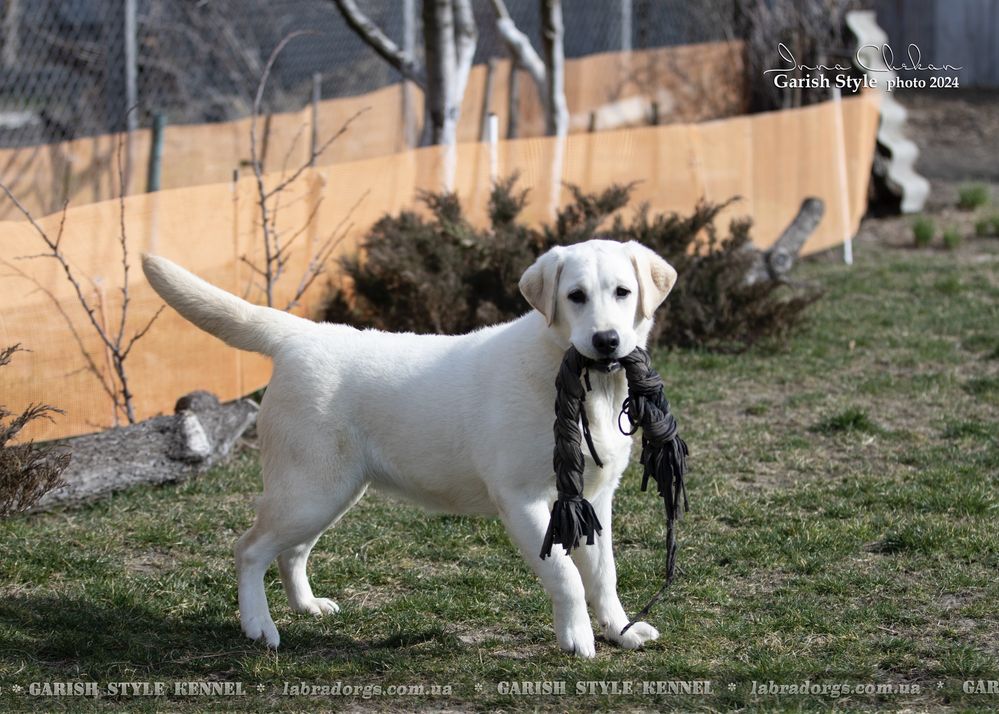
[615,287,631,298]
[567,290,587,305]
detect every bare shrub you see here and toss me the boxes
[0,136,163,425]
[0,345,69,517]
[244,32,367,311]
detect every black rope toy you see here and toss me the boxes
[540,345,689,636]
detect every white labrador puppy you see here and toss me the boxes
[142,238,676,657]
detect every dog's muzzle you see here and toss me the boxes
[589,358,622,373]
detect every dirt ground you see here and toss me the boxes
[900,88,999,188]
[851,88,999,251]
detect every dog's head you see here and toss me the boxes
[519,239,677,362]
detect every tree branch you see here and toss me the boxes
[0,129,159,425]
[0,185,118,371]
[489,0,546,90]
[284,190,368,312]
[264,108,369,200]
[330,0,427,91]
[0,259,117,405]
[243,32,366,309]
[250,32,312,307]
[541,0,568,137]
[452,0,478,110]
[114,134,130,355]
[239,255,268,278]
[121,306,165,360]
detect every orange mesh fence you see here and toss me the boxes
[0,90,880,441]
[0,42,746,220]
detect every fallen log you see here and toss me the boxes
[744,197,825,285]
[33,391,257,511]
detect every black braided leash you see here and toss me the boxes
[539,345,689,637]
[539,347,604,559]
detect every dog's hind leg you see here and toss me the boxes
[235,473,366,648]
[278,537,335,615]
[494,494,596,658]
[278,483,367,616]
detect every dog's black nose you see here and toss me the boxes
[592,330,620,356]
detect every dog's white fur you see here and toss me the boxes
[142,239,677,657]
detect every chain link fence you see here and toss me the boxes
[0,0,735,149]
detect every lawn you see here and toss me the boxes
[1,237,997,712]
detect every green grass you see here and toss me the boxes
[957,184,990,210]
[1,241,998,712]
[974,216,999,238]
[912,216,936,247]
[810,407,880,434]
[943,227,962,250]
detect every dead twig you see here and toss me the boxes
[285,189,370,311]
[0,259,117,406]
[0,131,163,425]
[245,32,368,310]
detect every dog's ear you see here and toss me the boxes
[519,249,564,326]
[627,241,677,320]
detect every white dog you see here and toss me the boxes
[142,238,676,657]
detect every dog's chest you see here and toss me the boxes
[579,374,632,496]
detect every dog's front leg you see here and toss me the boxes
[495,495,596,658]
[571,488,660,650]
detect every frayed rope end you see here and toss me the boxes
[539,494,603,559]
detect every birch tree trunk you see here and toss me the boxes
[541,0,568,137]
[507,60,521,139]
[334,0,478,147]
[491,0,567,138]
[332,0,426,88]
[2,0,21,70]
[401,0,418,148]
[423,0,458,146]
[452,0,478,114]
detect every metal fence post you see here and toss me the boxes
[146,113,166,193]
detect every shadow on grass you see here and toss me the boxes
[0,592,449,677]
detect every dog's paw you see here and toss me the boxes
[241,615,280,649]
[294,597,340,617]
[604,620,659,650]
[556,622,596,658]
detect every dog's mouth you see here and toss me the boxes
[589,358,621,373]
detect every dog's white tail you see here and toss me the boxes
[142,254,309,356]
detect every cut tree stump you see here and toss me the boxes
[744,197,825,285]
[33,391,258,511]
